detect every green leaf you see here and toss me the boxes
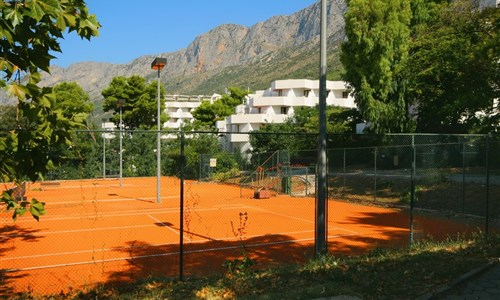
[4,8,22,27]
[30,199,46,221]
[26,0,46,22]
[0,26,14,43]
[38,94,52,108]
[14,207,27,221]
[55,12,67,31]
[6,84,29,100]
[63,12,76,27]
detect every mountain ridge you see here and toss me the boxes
[39,0,347,114]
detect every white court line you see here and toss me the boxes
[2,224,160,237]
[2,229,332,262]
[214,204,247,208]
[1,207,179,223]
[3,204,358,240]
[2,204,361,268]
[0,241,180,262]
[3,204,252,224]
[3,233,357,272]
[4,229,341,262]
[45,195,178,205]
[147,214,192,243]
[39,184,155,189]
[243,205,359,235]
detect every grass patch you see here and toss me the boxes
[14,233,500,300]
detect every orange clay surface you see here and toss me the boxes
[0,177,477,296]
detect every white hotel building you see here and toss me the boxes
[163,94,221,130]
[102,80,358,152]
[216,79,357,152]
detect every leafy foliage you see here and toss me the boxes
[341,0,499,134]
[162,133,241,180]
[191,87,249,130]
[407,0,500,133]
[53,81,94,124]
[0,0,100,220]
[101,75,167,130]
[250,106,361,153]
[341,0,414,134]
[0,105,19,130]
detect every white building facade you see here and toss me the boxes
[217,79,357,152]
[480,0,499,8]
[163,94,220,130]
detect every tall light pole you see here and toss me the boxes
[102,119,107,179]
[151,57,166,204]
[118,99,126,188]
[316,0,328,256]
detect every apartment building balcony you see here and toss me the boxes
[228,113,268,124]
[328,97,356,108]
[168,111,192,119]
[165,122,181,129]
[166,101,200,109]
[229,133,250,143]
[252,96,314,107]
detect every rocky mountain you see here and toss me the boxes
[40,0,347,110]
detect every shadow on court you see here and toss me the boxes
[0,201,486,297]
[100,233,315,291]
[88,209,480,294]
[0,225,43,297]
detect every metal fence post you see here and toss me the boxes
[374,147,378,201]
[343,148,346,187]
[410,135,416,245]
[179,132,185,280]
[462,139,466,214]
[485,134,490,235]
[315,0,328,257]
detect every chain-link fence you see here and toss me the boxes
[1,131,499,296]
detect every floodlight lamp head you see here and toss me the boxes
[151,57,167,70]
[117,99,126,107]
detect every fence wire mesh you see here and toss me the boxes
[1,131,499,296]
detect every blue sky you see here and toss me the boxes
[52,0,318,68]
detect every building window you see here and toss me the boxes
[342,91,349,98]
[304,89,310,97]
[281,107,288,115]
[277,89,283,96]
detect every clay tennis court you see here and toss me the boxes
[0,176,476,296]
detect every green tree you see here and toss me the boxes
[53,81,94,125]
[250,106,361,154]
[102,75,167,130]
[163,133,238,180]
[50,82,96,179]
[293,106,362,134]
[0,0,100,220]
[408,0,500,133]
[192,87,248,130]
[341,0,414,134]
[123,131,157,177]
[250,122,298,154]
[190,100,226,129]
